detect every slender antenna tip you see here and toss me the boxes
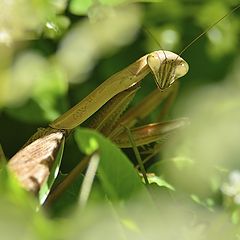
[179,4,240,56]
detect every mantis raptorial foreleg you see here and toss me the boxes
[90,81,186,148]
[107,81,180,140]
[8,50,189,194]
[85,83,141,133]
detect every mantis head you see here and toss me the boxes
[147,51,189,90]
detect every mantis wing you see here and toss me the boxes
[8,128,65,204]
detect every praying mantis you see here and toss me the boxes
[6,3,240,202]
[7,50,188,195]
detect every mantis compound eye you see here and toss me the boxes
[147,53,162,88]
[174,60,189,79]
[147,53,161,78]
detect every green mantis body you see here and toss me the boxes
[8,50,189,195]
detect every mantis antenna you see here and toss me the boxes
[145,4,240,58]
[143,4,240,91]
[178,3,240,56]
[144,27,167,59]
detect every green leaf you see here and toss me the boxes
[0,163,37,210]
[0,170,57,240]
[231,209,239,225]
[69,0,93,15]
[5,57,68,124]
[6,99,49,124]
[190,194,214,211]
[69,0,134,15]
[74,128,145,201]
[145,174,175,191]
[44,16,70,39]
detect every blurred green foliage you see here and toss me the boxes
[1,0,240,239]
